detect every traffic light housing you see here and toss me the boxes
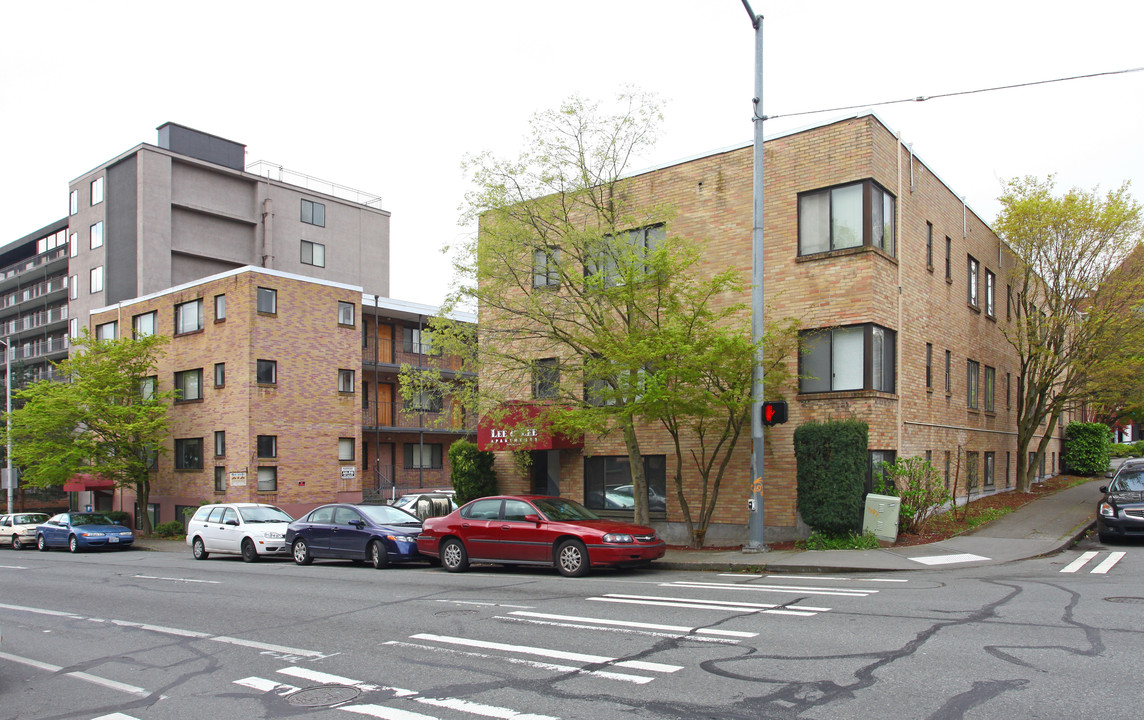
[761,400,788,427]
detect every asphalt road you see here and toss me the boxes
[1,535,1141,720]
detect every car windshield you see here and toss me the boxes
[532,497,601,522]
[392,496,413,508]
[16,514,49,525]
[70,514,114,526]
[357,505,421,526]
[238,506,293,523]
[1112,471,1144,492]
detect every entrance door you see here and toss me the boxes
[530,450,560,496]
[378,383,394,426]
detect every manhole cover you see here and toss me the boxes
[1105,597,1144,604]
[435,609,479,616]
[286,685,362,707]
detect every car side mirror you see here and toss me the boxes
[1105,472,1114,478]
[350,520,365,528]
[226,519,239,526]
[1100,486,1108,493]
[524,514,542,523]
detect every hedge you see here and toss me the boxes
[448,439,498,506]
[1063,422,1112,475]
[794,419,868,535]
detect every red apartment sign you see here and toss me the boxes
[477,403,583,452]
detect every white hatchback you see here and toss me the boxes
[186,503,294,562]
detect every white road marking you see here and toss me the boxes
[415,696,560,719]
[0,650,150,698]
[92,714,142,720]
[133,574,221,584]
[340,705,439,720]
[410,633,681,673]
[507,611,757,638]
[276,666,387,693]
[384,640,654,684]
[435,600,535,609]
[590,593,828,614]
[909,553,990,565]
[234,676,301,695]
[497,615,743,644]
[1060,551,1099,573]
[665,580,872,597]
[717,574,907,583]
[1091,551,1127,574]
[0,565,28,569]
[0,601,326,657]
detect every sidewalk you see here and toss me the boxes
[133,478,1105,572]
[656,477,1104,573]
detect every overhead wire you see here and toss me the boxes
[764,66,1144,121]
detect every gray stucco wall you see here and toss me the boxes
[105,155,138,306]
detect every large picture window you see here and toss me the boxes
[174,369,202,401]
[404,443,443,469]
[584,455,667,513]
[175,299,203,334]
[174,438,203,470]
[798,180,895,256]
[799,324,896,394]
[587,224,665,287]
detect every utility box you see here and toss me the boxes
[863,493,900,544]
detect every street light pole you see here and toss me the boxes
[3,339,12,514]
[742,0,767,552]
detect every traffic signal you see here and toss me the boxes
[761,400,788,427]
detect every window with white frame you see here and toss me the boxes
[338,301,355,326]
[257,359,277,385]
[798,181,895,256]
[90,221,103,249]
[257,466,277,491]
[301,239,325,267]
[967,256,980,307]
[175,299,203,334]
[133,311,156,338]
[95,321,116,340]
[338,369,354,393]
[90,266,104,293]
[91,177,104,205]
[338,438,354,461]
[70,317,78,338]
[532,246,561,288]
[985,269,996,317]
[69,274,78,300]
[69,190,78,215]
[69,232,78,258]
[799,324,896,393]
[175,369,203,401]
[257,287,277,314]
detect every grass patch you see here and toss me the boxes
[964,506,1013,528]
[798,530,881,551]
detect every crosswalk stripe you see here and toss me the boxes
[384,640,654,684]
[1060,551,1099,573]
[92,715,141,720]
[1091,551,1126,574]
[0,650,151,698]
[409,633,681,673]
[339,704,439,720]
[507,611,757,638]
[665,581,873,597]
[414,696,559,720]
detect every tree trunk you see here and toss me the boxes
[135,478,152,536]
[619,417,649,527]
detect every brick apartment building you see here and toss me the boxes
[481,113,1068,544]
[90,268,475,527]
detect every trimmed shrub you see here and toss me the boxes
[448,439,498,506]
[154,521,185,538]
[794,420,868,535]
[105,510,131,526]
[877,456,951,534]
[1063,422,1113,475]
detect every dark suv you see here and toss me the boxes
[1097,460,1144,543]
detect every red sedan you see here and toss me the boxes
[417,495,666,577]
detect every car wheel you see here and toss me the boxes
[11,535,23,550]
[1098,532,1114,544]
[192,537,209,560]
[441,538,469,572]
[369,539,389,569]
[241,538,260,563]
[556,539,589,577]
[292,538,313,565]
[37,534,50,551]
[68,535,81,553]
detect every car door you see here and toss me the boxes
[43,514,69,547]
[0,515,10,544]
[198,506,227,552]
[457,498,502,561]
[216,507,242,553]
[497,499,549,563]
[302,506,337,554]
[330,506,371,558]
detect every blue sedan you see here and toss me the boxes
[286,503,424,568]
[36,513,135,552]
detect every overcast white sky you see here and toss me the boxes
[2,1,1141,307]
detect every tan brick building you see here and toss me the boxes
[481,113,1068,544]
[91,267,474,526]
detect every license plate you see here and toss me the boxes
[109,537,119,543]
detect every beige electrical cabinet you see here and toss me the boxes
[863,493,901,543]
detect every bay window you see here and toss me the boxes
[798,180,895,256]
[799,323,896,394]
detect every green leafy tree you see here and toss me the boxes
[3,330,174,535]
[448,439,498,506]
[408,90,798,527]
[994,176,1144,492]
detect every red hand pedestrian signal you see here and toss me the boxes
[761,400,788,427]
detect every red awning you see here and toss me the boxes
[477,402,584,452]
[63,473,116,492]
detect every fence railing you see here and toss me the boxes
[0,246,69,282]
[246,160,383,210]
[361,400,475,432]
[362,336,466,373]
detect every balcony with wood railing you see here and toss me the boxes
[361,399,476,433]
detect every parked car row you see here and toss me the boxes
[181,494,665,578]
[0,512,136,552]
